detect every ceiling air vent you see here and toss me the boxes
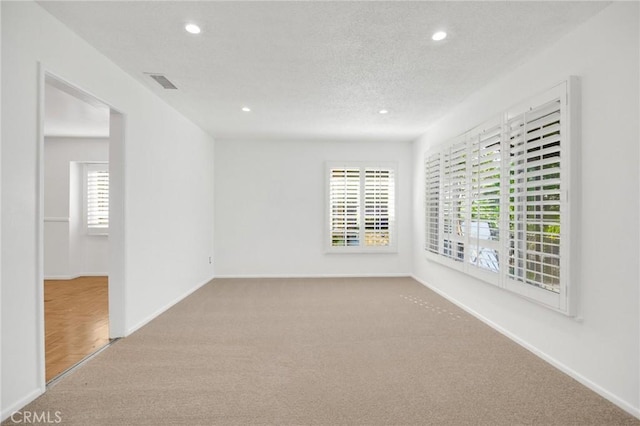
[146,73,178,90]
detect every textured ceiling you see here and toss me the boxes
[39,1,609,142]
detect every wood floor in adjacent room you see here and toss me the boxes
[45,276,110,382]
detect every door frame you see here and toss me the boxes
[36,65,126,390]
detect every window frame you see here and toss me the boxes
[424,78,578,315]
[326,161,398,253]
[84,162,109,236]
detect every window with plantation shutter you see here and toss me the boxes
[441,141,467,262]
[328,163,396,252]
[86,163,109,235]
[364,168,394,247]
[424,154,440,253]
[506,97,562,294]
[329,167,360,247]
[468,122,501,273]
[423,78,577,314]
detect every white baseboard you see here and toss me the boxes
[411,274,640,420]
[44,273,107,280]
[125,274,215,336]
[213,273,412,279]
[45,275,75,280]
[1,388,45,423]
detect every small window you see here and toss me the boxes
[85,163,109,235]
[328,162,396,252]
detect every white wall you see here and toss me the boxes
[44,137,109,278]
[0,0,4,416]
[412,2,639,416]
[215,139,412,277]
[1,1,215,419]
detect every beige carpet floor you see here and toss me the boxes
[4,277,638,425]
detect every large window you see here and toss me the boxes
[85,163,109,235]
[424,79,577,314]
[328,163,396,252]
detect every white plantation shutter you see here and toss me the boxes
[441,141,466,261]
[86,163,109,234]
[468,123,501,273]
[507,97,563,294]
[424,154,440,253]
[330,168,360,247]
[423,78,575,314]
[328,163,396,251]
[364,168,394,247]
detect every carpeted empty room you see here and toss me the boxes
[3,1,640,424]
[4,277,637,425]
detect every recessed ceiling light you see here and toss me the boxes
[241,107,251,112]
[185,23,201,34]
[379,109,389,114]
[432,31,447,41]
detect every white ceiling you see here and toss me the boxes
[39,1,609,143]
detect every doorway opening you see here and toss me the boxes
[39,72,125,385]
